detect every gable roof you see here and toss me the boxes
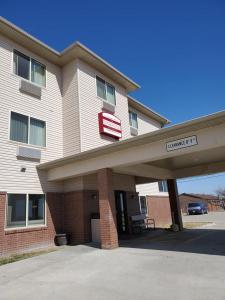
[0,16,139,92]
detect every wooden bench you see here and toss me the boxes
[130,214,155,233]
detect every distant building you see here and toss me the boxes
[179,193,225,213]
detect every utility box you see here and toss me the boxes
[91,213,100,243]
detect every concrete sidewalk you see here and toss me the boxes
[182,211,225,228]
[1,221,225,300]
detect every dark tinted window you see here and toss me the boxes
[13,50,30,80]
[7,194,26,227]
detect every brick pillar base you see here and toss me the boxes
[167,179,183,231]
[98,169,118,249]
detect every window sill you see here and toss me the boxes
[5,225,47,234]
[8,140,47,151]
[11,73,47,90]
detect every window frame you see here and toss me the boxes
[158,181,168,193]
[129,110,138,129]
[9,110,47,148]
[5,193,46,230]
[96,76,116,106]
[13,49,47,88]
[139,196,148,215]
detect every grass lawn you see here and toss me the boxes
[0,248,57,266]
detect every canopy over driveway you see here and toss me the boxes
[38,111,225,249]
[39,111,225,181]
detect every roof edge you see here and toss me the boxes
[0,16,140,92]
[0,16,60,55]
[38,109,225,170]
[128,96,170,126]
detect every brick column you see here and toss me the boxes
[98,168,118,249]
[167,179,183,231]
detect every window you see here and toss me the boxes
[28,194,45,225]
[10,112,28,144]
[158,181,168,192]
[13,51,30,80]
[10,112,46,147]
[7,194,45,228]
[7,194,26,228]
[30,118,46,147]
[96,76,116,105]
[139,196,147,215]
[31,59,46,87]
[129,111,138,129]
[13,50,46,87]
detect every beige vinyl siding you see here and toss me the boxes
[62,59,81,156]
[77,59,131,152]
[0,34,63,193]
[136,182,169,196]
[128,105,162,135]
[128,104,164,197]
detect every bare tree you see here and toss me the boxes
[215,188,225,199]
[214,188,225,210]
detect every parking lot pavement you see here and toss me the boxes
[182,211,225,228]
[1,215,225,300]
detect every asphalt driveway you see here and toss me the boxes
[0,212,225,300]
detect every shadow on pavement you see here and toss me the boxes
[118,228,225,256]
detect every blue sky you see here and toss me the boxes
[1,0,225,194]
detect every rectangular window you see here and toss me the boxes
[30,118,46,147]
[13,50,46,87]
[10,112,29,144]
[106,84,116,105]
[13,50,30,80]
[139,196,148,215]
[7,194,45,228]
[7,194,27,228]
[31,59,46,87]
[158,181,168,192]
[129,111,138,129]
[10,112,46,147]
[96,76,116,105]
[96,76,106,99]
[28,194,45,225]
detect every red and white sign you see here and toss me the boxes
[98,112,122,139]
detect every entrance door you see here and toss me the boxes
[115,191,129,235]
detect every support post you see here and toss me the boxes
[167,179,183,231]
[97,168,118,249]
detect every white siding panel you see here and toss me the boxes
[62,60,81,156]
[78,60,131,152]
[129,106,161,135]
[136,182,169,196]
[0,35,63,193]
[136,182,160,196]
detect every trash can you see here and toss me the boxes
[91,213,100,243]
[55,233,69,246]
